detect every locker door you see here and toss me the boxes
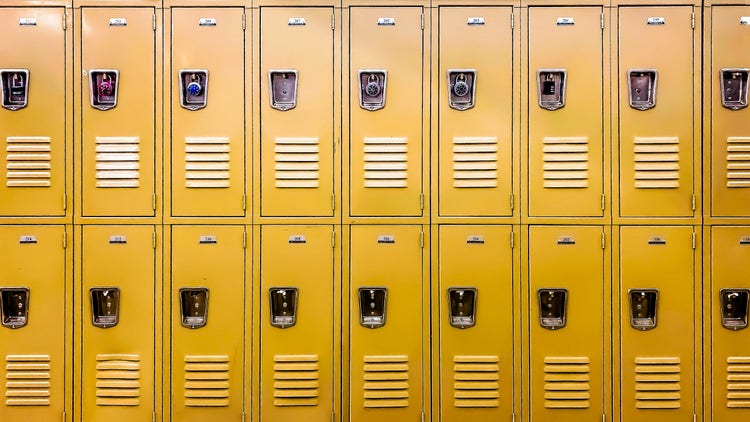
[81,7,156,217]
[349,225,425,421]
[82,226,156,422]
[528,7,604,218]
[0,226,66,420]
[171,226,245,421]
[0,8,66,217]
[529,226,606,421]
[618,7,695,217]
[438,225,514,420]
[260,8,335,217]
[260,225,335,421]
[349,7,425,217]
[438,7,513,217]
[170,7,245,217]
[619,226,695,421]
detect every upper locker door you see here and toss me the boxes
[528,226,606,421]
[0,8,66,217]
[171,8,245,217]
[438,226,514,421]
[0,226,66,420]
[438,7,513,217]
[260,8,335,217]
[171,226,245,421]
[81,7,156,217]
[349,7,425,217]
[260,226,335,421]
[710,6,750,217]
[528,7,604,218]
[618,7,695,218]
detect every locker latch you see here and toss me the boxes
[720,69,749,110]
[89,69,119,111]
[1,69,30,110]
[720,288,749,330]
[179,69,209,110]
[448,287,477,329]
[269,70,298,111]
[537,69,566,111]
[180,288,209,329]
[359,287,387,329]
[90,287,120,328]
[537,289,567,329]
[629,289,658,330]
[358,70,387,111]
[447,69,476,111]
[0,288,30,329]
[628,69,657,110]
[269,287,298,329]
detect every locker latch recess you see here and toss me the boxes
[629,289,658,330]
[269,70,298,111]
[269,287,298,329]
[447,69,476,111]
[537,288,567,330]
[90,287,120,328]
[180,288,209,329]
[89,69,119,111]
[1,69,29,110]
[720,69,749,110]
[358,70,387,111]
[0,288,30,329]
[720,288,749,330]
[179,69,209,110]
[628,69,657,110]
[537,69,566,111]
[359,287,387,329]
[448,287,477,329]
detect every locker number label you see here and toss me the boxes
[19,235,37,244]
[109,235,127,244]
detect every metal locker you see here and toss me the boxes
[527,7,605,218]
[80,7,156,217]
[438,7,514,217]
[0,7,67,217]
[349,225,426,421]
[348,7,426,217]
[528,226,608,421]
[260,225,336,421]
[0,226,67,420]
[259,7,336,217]
[170,226,245,420]
[81,225,157,422]
[437,225,515,421]
[169,7,245,217]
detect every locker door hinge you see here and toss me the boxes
[152,412,156,422]
[691,12,695,29]
[510,11,514,29]
[331,14,335,30]
[62,193,67,210]
[602,232,606,249]
[512,412,516,422]
[601,194,606,211]
[601,13,605,29]
[419,231,424,248]
[602,414,606,422]
[691,194,696,211]
[63,230,67,249]
[62,12,67,30]
[242,13,247,31]
[331,194,335,211]
[152,193,157,211]
[62,411,66,421]
[421,13,425,30]
[510,193,515,210]
[152,232,157,249]
[510,230,515,249]
[421,411,425,422]
[420,192,424,210]
[242,231,247,249]
[331,411,335,422]
[242,411,246,422]
[152,14,156,31]
[692,232,696,249]
[332,229,335,248]
[242,194,247,211]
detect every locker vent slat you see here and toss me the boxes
[363,137,408,188]
[273,354,319,407]
[184,355,230,407]
[542,137,589,188]
[185,137,231,188]
[634,356,681,409]
[727,356,750,408]
[452,137,498,188]
[274,137,320,188]
[95,354,140,406]
[95,136,140,188]
[634,137,680,189]
[5,354,51,406]
[452,355,500,408]
[5,136,51,187]
[363,355,409,408]
[543,356,590,408]
[726,137,750,188]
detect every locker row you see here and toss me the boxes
[1,1,749,224]
[2,223,749,421]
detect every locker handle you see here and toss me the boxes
[447,69,476,111]
[269,70,298,111]
[179,69,209,110]
[180,288,209,329]
[269,287,298,329]
[720,69,749,110]
[90,287,120,328]
[1,69,30,110]
[448,287,477,329]
[720,289,749,331]
[359,70,387,111]
[537,289,567,330]
[0,287,30,329]
[359,287,387,329]
[628,289,658,330]
[537,69,566,111]
[89,69,119,111]
[627,69,657,110]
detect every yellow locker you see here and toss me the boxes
[618,226,696,421]
[0,7,67,217]
[709,6,750,218]
[259,7,336,217]
[437,225,514,421]
[170,226,245,421]
[348,7,425,217]
[349,225,426,421]
[260,225,336,421]
[438,7,514,217]
[170,7,245,217]
[618,6,696,218]
[709,227,750,421]
[0,226,67,420]
[80,7,156,217]
[81,225,156,422]
[527,7,605,218]
[528,226,607,421]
